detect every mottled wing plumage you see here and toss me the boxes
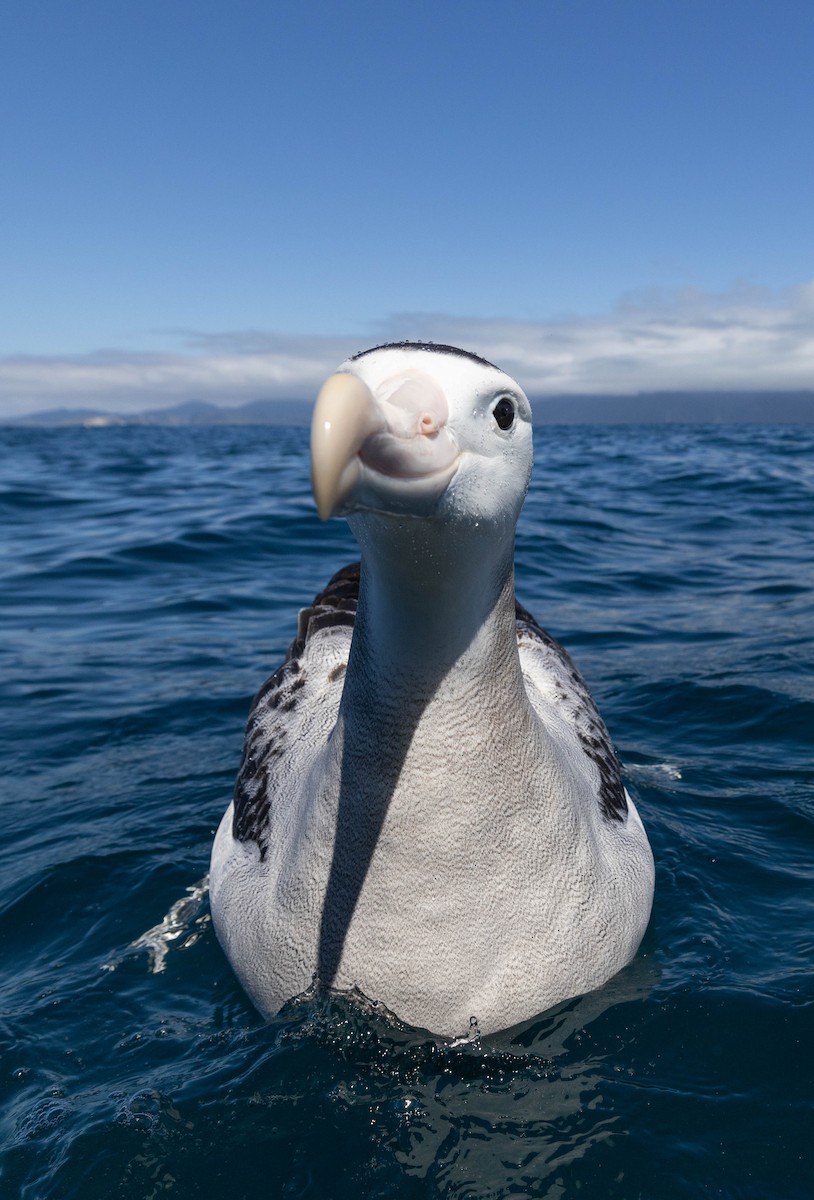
[232,564,360,856]
[232,564,626,860]
[515,600,628,821]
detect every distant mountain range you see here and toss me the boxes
[539,390,814,424]
[3,391,814,427]
[1,398,314,428]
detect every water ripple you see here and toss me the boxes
[1,423,812,1199]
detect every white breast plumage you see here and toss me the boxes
[210,342,655,1037]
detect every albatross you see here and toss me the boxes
[210,342,655,1037]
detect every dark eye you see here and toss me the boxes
[492,397,516,430]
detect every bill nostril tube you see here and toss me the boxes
[375,371,449,438]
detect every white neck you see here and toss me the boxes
[340,513,530,727]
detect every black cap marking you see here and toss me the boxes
[350,341,498,370]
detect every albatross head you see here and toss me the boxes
[311,342,533,533]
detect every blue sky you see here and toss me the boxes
[1,0,812,413]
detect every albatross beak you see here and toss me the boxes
[311,373,385,520]
[311,368,461,520]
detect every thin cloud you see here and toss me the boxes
[2,283,813,417]
[390,281,814,394]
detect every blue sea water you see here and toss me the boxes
[0,422,812,1199]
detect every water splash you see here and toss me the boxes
[104,875,211,974]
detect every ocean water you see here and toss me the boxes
[1,422,812,1200]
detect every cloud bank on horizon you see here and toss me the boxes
[1,280,814,417]
[2,281,813,418]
